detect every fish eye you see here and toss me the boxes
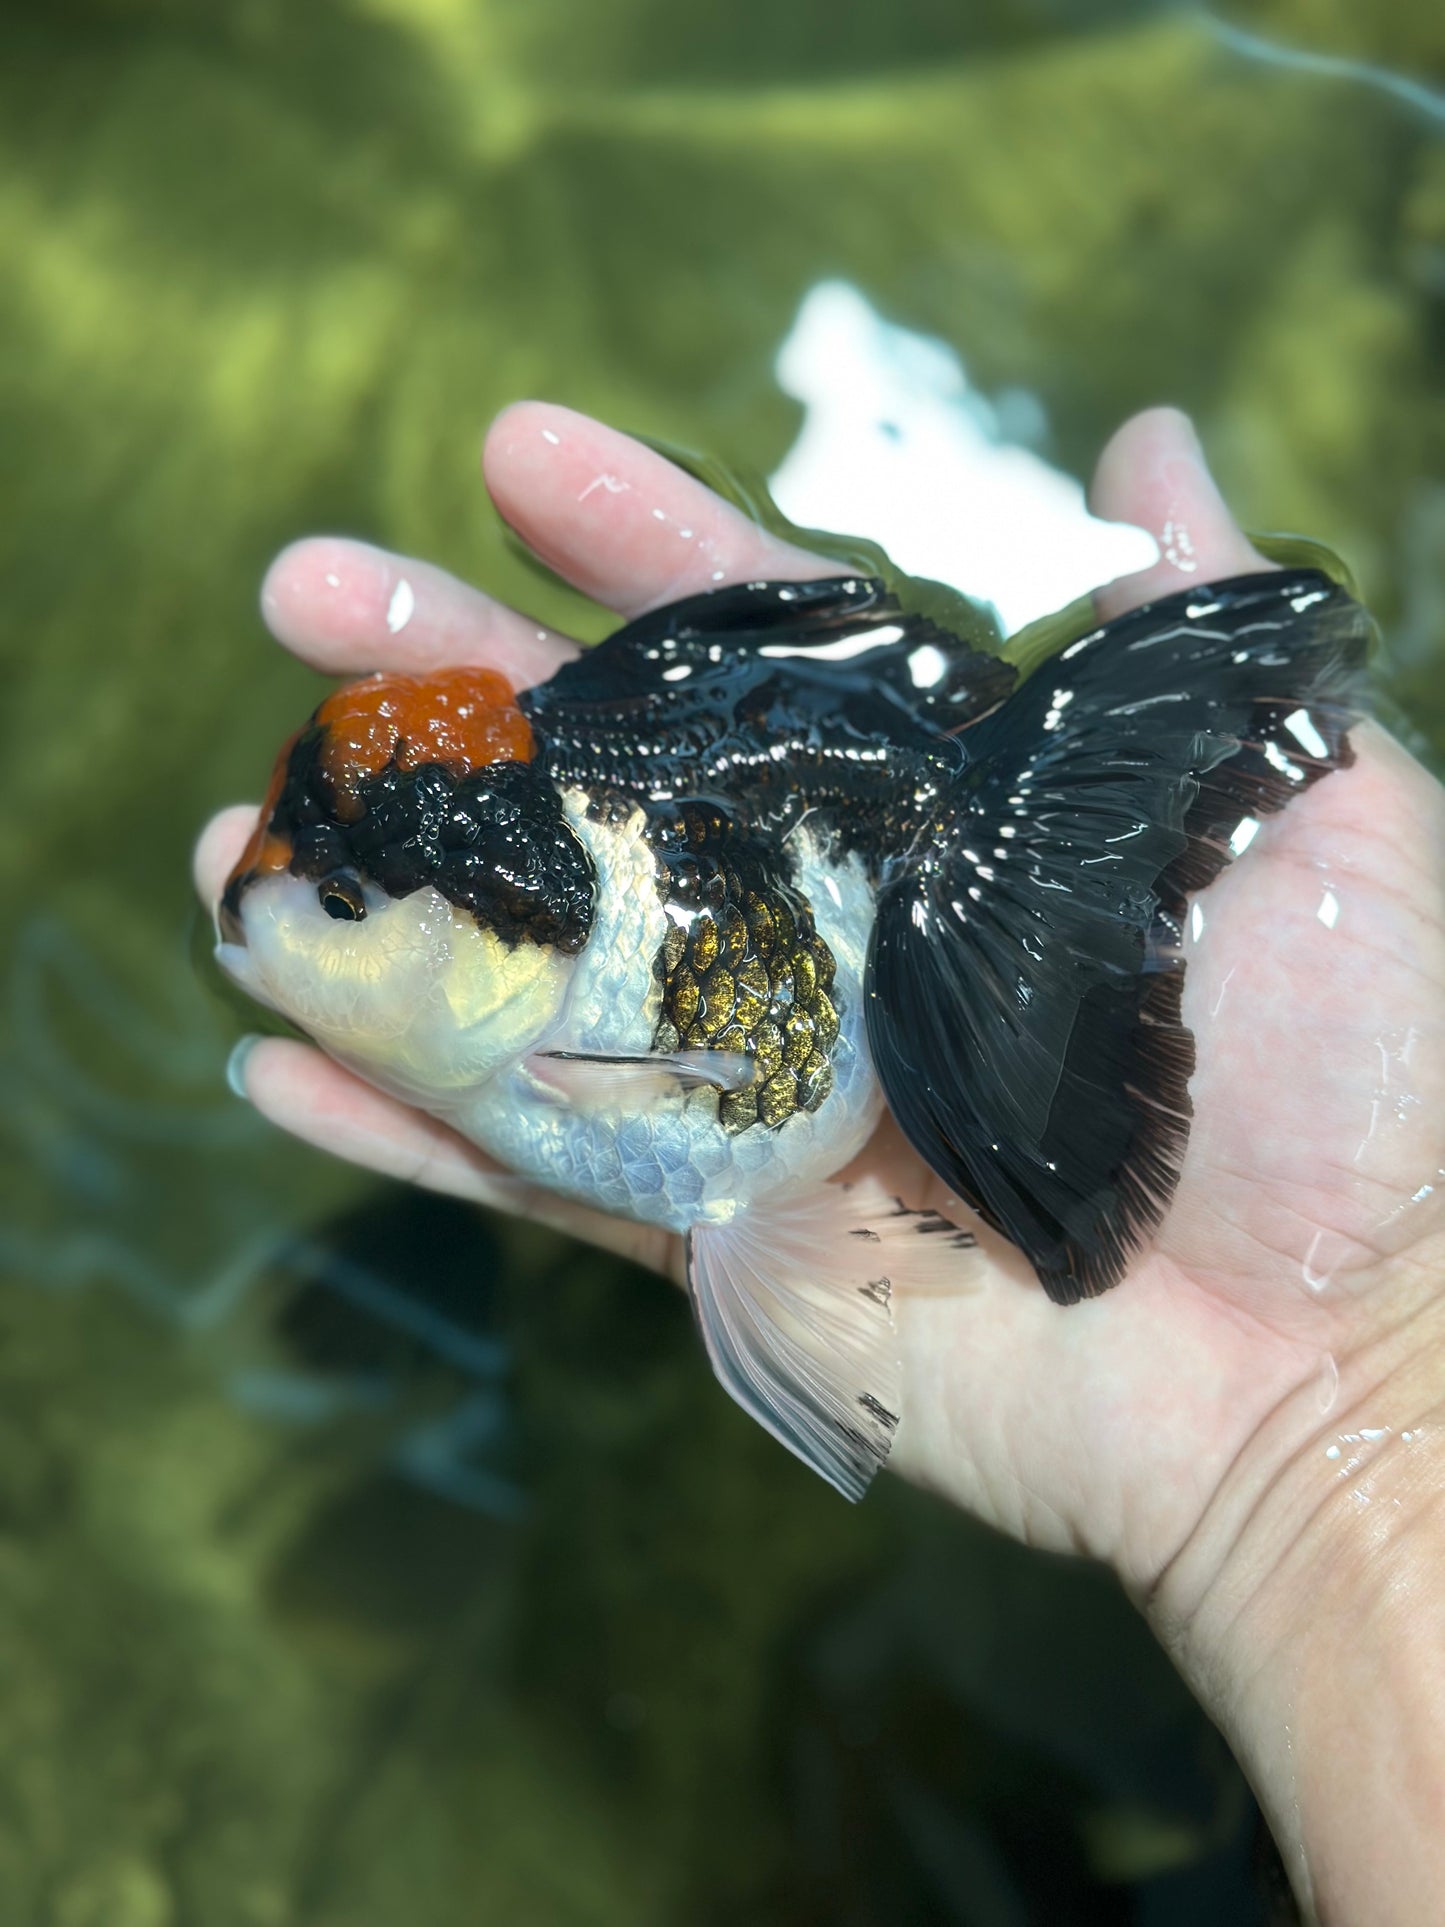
[318,875,367,922]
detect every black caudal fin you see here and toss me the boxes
[864,569,1372,1304]
[687,1179,976,1501]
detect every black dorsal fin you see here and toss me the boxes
[521,576,1013,728]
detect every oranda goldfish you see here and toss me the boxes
[217,569,1368,1497]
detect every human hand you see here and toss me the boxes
[197,403,1445,1916]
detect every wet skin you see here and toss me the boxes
[198,404,1445,1920]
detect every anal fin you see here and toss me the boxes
[687,1179,975,1501]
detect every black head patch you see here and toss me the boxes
[222,729,596,953]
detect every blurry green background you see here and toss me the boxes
[1,0,1442,1921]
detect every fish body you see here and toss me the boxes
[219,571,1370,1497]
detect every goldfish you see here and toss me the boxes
[217,567,1368,1497]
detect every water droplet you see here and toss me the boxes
[1316,1352,1340,1414]
[1302,1228,1337,1293]
[1208,965,1236,1019]
[385,577,415,634]
[577,472,628,503]
[1283,708,1330,759]
[1161,516,1199,573]
[1228,816,1260,856]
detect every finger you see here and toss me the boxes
[1089,408,1270,621]
[228,1034,684,1278]
[194,803,259,907]
[261,537,577,690]
[482,401,827,618]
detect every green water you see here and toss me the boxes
[1,1,1441,1920]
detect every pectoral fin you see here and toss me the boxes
[527,1048,757,1111]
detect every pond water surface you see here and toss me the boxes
[1,2,1441,1921]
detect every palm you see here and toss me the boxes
[197,403,1445,1591]
[876,724,1445,1585]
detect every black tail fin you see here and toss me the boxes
[864,569,1372,1303]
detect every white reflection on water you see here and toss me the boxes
[769,280,1159,636]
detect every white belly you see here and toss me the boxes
[443,807,883,1230]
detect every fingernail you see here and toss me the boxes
[226,1034,260,1100]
